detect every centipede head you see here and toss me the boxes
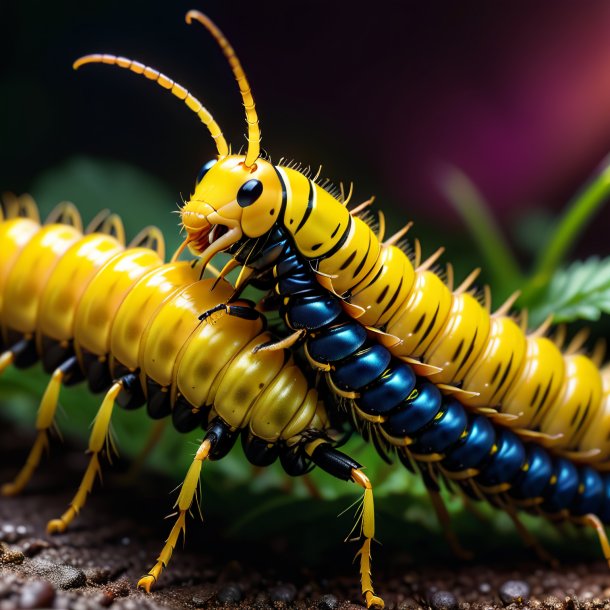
[180,155,283,265]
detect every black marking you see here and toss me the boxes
[490,362,502,385]
[272,165,288,222]
[352,231,372,279]
[415,304,440,351]
[380,276,404,317]
[412,313,426,334]
[270,208,275,215]
[451,339,465,363]
[492,354,513,401]
[536,377,554,415]
[330,222,341,239]
[318,215,353,262]
[295,181,314,234]
[570,404,581,427]
[311,243,323,251]
[575,394,592,434]
[357,265,384,298]
[530,384,541,408]
[339,249,358,271]
[455,328,478,376]
[376,284,390,305]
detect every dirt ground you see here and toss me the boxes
[2,419,610,610]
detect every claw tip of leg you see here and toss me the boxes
[137,576,154,592]
[46,519,66,534]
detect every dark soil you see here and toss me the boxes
[2,420,610,610]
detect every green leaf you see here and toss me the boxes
[438,166,523,298]
[527,256,610,327]
[521,156,610,303]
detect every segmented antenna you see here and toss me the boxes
[186,10,260,168]
[73,54,229,157]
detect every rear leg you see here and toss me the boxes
[2,356,79,496]
[47,379,123,533]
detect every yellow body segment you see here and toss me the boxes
[73,248,162,357]
[110,263,200,371]
[2,224,81,337]
[0,218,39,317]
[425,293,491,385]
[37,234,123,344]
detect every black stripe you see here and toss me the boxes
[339,249,358,271]
[380,276,404,317]
[352,231,372,279]
[530,384,541,409]
[415,304,440,351]
[536,377,554,413]
[455,328,478,376]
[491,353,513,401]
[376,284,389,305]
[318,215,353,262]
[273,165,288,223]
[451,339,465,363]
[330,222,341,239]
[575,395,592,433]
[295,180,314,235]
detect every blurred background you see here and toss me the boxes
[3,0,610,260]
[2,0,610,555]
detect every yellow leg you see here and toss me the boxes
[47,381,122,533]
[582,514,610,566]
[351,469,384,609]
[0,351,14,375]
[2,366,64,496]
[138,438,211,592]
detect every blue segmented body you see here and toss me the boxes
[229,228,610,526]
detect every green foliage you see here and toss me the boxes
[527,256,610,327]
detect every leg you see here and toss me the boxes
[2,357,78,496]
[138,437,212,591]
[199,302,263,324]
[425,485,473,560]
[505,503,558,566]
[47,380,122,533]
[309,442,384,609]
[581,514,610,566]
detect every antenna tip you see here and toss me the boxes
[185,9,203,25]
[73,55,100,70]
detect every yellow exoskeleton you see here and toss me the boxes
[0,194,384,608]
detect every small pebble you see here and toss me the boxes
[429,590,458,610]
[499,580,530,605]
[318,593,339,609]
[27,559,86,589]
[0,547,23,565]
[20,539,50,558]
[216,583,242,604]
[270,583,297,603]
[19,580,56,609]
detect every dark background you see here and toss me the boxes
[2,0,610,257]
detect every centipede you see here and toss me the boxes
[0,194,391,606]
[8,8,610,610]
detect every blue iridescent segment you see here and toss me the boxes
[230,227,610,526]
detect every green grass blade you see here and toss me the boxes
[521,156,610,304]
[439,167,523,296]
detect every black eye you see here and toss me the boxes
[237,179,263,207]
[196,159,217,184]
